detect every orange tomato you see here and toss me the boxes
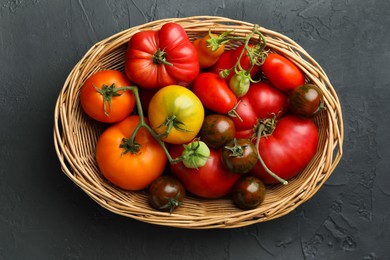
[193,33,226,68]
[80,70,135,123]
[95,116,167,190]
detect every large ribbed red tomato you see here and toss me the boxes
[125,22,199,89]
[250,115,319,184]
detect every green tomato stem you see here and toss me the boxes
[255,123,288,185]
[93,84,134,117]
[122,86,182,164]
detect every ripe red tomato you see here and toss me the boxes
[191,72,237,114]
[95,116,167,190]
[210,44,261,82]
[231,81,288,138]
[79,70,135,123]
[125,22,199,88]
[169,145,241,199]
[250,115,319,184]
[261,53,305,92]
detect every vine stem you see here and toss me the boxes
[126,86,182,164]
[255,123,288,185]
[229,25,267,77]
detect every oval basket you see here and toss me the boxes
[53,16,343,229]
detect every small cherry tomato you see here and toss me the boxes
[287,84,324,117]
[199,114,236,149]
[232,176,266,210]
[221,139,258,174]
[149,176,186,213]
[229,71,251,97]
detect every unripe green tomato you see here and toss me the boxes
[181,140,210,168]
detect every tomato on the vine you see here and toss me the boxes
[170,146,240,199]
[148,85,204,144]
[261,53,305,92]
[191,72,237,114]
[125,22,199,88]
[80,70,135,123]
[95,116,167,190]
[210,44,262,82]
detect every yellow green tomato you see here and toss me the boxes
[148,85,205,144]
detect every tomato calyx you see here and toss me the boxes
[93,84,133,117]
[156,115,191,139]
[158,191,183,214]
[254,118,289,185]
[224,138,247,157]
[119,137,142,155]
[152,49,173,66]
[206,30,232,52]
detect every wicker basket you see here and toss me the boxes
[53,16,343,229]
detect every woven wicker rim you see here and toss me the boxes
[53,16,343,229]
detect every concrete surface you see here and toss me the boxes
[1,0,389,259]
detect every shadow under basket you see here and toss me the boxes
[53,16,344,229]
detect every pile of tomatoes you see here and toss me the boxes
[79,22,323,213]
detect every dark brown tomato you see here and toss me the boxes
[148,175,186,213]
[232,176,266,210]
[221,139,258,174]
[287,84,323,117]
[199,114,236,149]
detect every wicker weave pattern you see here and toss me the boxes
[53,16,343,229]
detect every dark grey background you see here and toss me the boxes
[1,0,389,259]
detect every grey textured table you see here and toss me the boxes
[1,0,389,259]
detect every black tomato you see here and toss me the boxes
[148,176,186,213]
[287,84,323,117]
[221,138,258,174]
[232,176,266,210]
[199,114,236,149]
